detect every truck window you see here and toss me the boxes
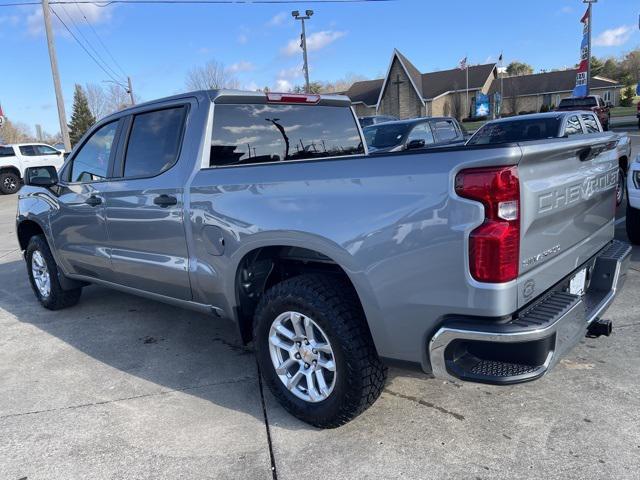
[69,121,118,183]
[36,145,60,155]
[0,146,14,157]
[432,120,458,142]
[559,97,597,108]
[467,117,562,145]
[209,104,364,167]
[123,106,187,178]
[406,123,435,145]
[581,114,600,133]
[19,145,38,156]
[565,115,583,136]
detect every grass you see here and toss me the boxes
[610,104,638,118]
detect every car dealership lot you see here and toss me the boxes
[1,132,639,480]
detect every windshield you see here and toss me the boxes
[363,123,411,149]
[467,117,562,145]
[559,97,597,108]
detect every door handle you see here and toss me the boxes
[85,195,102,207]
[153,194,178,208]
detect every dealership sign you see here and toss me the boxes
[572,8,590,98]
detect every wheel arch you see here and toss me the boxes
[229,236,379,345]
[0,165,21,178]
[17,218,46,251]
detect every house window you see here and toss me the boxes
[603,91,612,103]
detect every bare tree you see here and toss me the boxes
[0,118,35,143]
[185,60,240,90]
[85,83,109,120]
[105,84,132,113]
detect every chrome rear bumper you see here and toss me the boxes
[428,240,631,385]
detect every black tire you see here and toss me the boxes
[26,235,82,310]
[626,203,640,245]
[254,274,386,428]
[616,167,626,207]
[0,171,21,195]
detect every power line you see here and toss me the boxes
[3,0,395,7]
[55,2,126,83]
[49,6,127,88]
[75,2,128,78]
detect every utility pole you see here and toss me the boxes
[292,10,313,93]
[42,0,71,151]
[127,76,135,105]
[583,0,596,96]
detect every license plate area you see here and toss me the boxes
[569,268,587,296]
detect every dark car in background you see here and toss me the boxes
[358,115,398,128]
[363,117,466,154]
[555,95,611,130]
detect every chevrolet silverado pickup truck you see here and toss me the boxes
[16,90,630,428]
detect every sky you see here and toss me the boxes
[0,0,638,134]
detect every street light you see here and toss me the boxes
[292,9,314,93]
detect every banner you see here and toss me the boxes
[475,93,490,117]
[572,8,589,98]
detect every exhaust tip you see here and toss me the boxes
[587,318,612,338]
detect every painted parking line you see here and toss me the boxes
[615,216,626,226]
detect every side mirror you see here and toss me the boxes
[406,139,426,150]
[25,166,58,187]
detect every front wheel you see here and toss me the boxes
[627,203,640,245]
[616,167,626,206]
[0,171,20,195]
[26,235,82,310]
[254,274,386,428]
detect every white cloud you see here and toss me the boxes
[558,6,572,14]
[282,30,346,56]
[237,34,248,45]
[27,1,112,36]
[593,25,633,47]
[278,64,304,80]
[227,61,255,73]
[268,12,287,27]
[0,15,19,26]
[275,79,293,91]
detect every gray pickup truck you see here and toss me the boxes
[16,90,630,428]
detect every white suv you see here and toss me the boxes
[0,143,65,194]
[627,154,640,244]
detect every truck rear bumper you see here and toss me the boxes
[428,240,631,385]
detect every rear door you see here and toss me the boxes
[517,134,618,303]
[101,102,192,300]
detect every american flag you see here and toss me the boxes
[458,56,468,70]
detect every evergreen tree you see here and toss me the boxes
[68,84,96,146]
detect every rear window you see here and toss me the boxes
[210,104,363,167]
[0,146,14,157]
[363,123,411,149]
[467,117,562,145]
[432,120,459,142]
[581,114,600,133]
[19,145,38,156]
[123,106,187,178]
[559,97,597,108]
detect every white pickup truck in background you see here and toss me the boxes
[0,143,65,194]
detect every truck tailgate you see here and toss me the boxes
[517,135,619,306]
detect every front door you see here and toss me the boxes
[49,120,121,279]
[101,104,192,300]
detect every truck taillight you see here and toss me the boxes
[455,166,520,283]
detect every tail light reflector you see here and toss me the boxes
[455,166,520,283]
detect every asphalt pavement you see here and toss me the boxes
[1,130,639,479]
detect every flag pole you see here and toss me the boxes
[465,55,469,119]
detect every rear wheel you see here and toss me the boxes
[0,171,20,195]
[626,203,640,245]
[26,235,82,309]
[254,273,386,428]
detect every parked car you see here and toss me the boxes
[555,95,611,130]
[467,112,631,205]
[627,155,640,243]
[363,117,466,153]
[358,115,397,128]
[16,90,630,428]
[0,143,65,194]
